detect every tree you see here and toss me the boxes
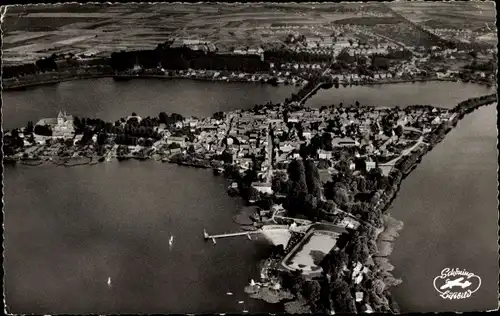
[97,132,108,146]
[221,149,233,164]
[304,159,322,199]
[168,142,181,149]
[321,132,333,151]
[348,235,370,265]
[170,113,184,122]
[354,158,367,173]
[159,112,168,124]
[212,111,224,120]
[272,172,290,195]
[26,121,34,134]
[331,278,356,313]
[334,186,350,206]
[304,280,321,309]
[247,187,260,201]
[287,159,308,202]
[394,125,403,137]
[357,176,367,193]
[34,124,52,136]
[145,138,154,147]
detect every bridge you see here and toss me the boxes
[298,82,324,105]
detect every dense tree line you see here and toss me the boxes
[3,55,58,79]
[3,54,112,79]
[111,46,269,73]
[3,63,39,78]
[3,129,25,156]
[314,221,391,313]
[280,158,331,220]
[454,93,497,115]
[33,124,53,136]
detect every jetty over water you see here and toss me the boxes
[204,225,290,240]
[204,230,263,240]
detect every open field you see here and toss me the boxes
[2,2,496,66]
[388,1,496,32]
[333,16,403,26]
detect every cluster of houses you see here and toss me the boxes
[429,28,488,43]
[232,47,265,56]
[19,100,454,165]
[345,44,397,57]
[170,38,218,52]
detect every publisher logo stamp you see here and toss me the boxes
[433,268,481,300]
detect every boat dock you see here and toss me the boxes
[204,230,262,240]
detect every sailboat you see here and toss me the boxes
[107,277,112,288]
[169,235,174,248]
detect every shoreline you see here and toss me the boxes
[6,95,495,169]
[2,66,114,90]
[369,97,497,311]
[3,74,115,91]
[2,69,493,92]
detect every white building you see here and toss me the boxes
[251,182,273,195]
[318,150,333,160]
[166,136,186,147]
[366,161,377,172]
[332,137,358,147]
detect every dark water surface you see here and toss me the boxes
[306,81,494,109]
[389,103,498,312]
[4,162,280,314]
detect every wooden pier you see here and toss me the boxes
[204,230,262,240]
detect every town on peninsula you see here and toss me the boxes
[2,2,498,315]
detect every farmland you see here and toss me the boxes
[388,1,496,32]
[1,1,496,66]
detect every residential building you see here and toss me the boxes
[252,182,273,194]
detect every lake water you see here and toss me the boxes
[2,78,299,131]
[4,162,281,314]
[306,81,494,109]
[389,103,498,312]
[2,78,497,313]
